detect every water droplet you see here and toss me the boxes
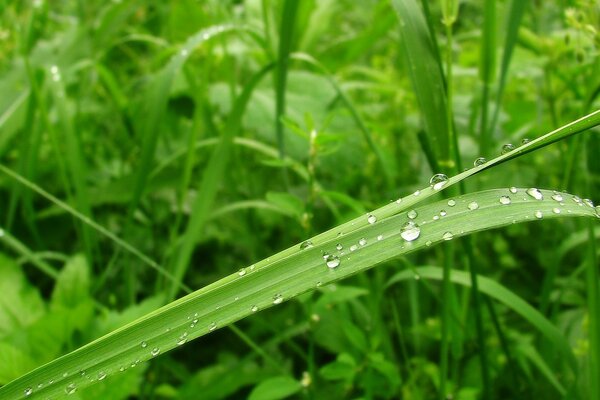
[24,388,32,396]
[367,214,377,224]
[526,188,543,200]
[521,138,530,145]
[551,193,563,202]
[322,252,330,260]
[440,210,447,217]
[300,240,313,250]
[501,143,515,154]
[595,206,600,217]
[425,240,432,246]
[430,173,448,190]
[98,371,107,381]
[447,199,456,207]
[534,211,543,219]
[407,210,418,219]
[552,207,561,214]
[499,196,511,205]
[336,243,343,251]
[238,268,246,276]
[377,234,383,241]
[358,238,367,246]
[141,341,147,348]
[395,198,402,204]
[208,322,217,331]
[273,294,284,304]
[65,383,77,395]
[473,157,487,167]
[467,201,479,210]
[251,305,258,312]
[177,332,188,345]
[442,232,454,241]
[350,244,357,252]
[325,254,341,269]
[433,215,440,220]
[509,187,518,194]
[400,221,421,242]
[413,190,421,196]
[572,196,583,205]
[190,318,198,328]
[584,199,594,207]
[151,347,160,357]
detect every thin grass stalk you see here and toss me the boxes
[587,222,600,399]
[479,0,496,156]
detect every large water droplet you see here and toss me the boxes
[442,232,454,241]
[499,196,511,205]
[300,240,313,250]
[151,347,160,357]
[407,210,418,219]
[447,199,456,207]
[358,238,367,246]
[439,210,447,217]
[467,201,479,210]
[65,383,77,395]
[273,294,284,304]
[473,157,487,167]
[325,254,340,269]
[501,143,515,154]
[24,388,32,396]
[367,214,377,224]
[526,188,543,200]
[400,221,421,242]
[430,173,448,190]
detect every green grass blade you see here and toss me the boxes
[167,64,275,300]
[587,222,600,399]
[390,0,451,169]
[479,0,497,156]
[1,187,596,399]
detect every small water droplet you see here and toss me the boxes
[447,199,456,207]
[238,268,246,276]
[151,347,160,357]
[325,254,341,269]
[467,201,479,210]
[367,214,377,224]
[359,238,367,246]
[208,322,217,331]
[300,240,313,250]
[551,193,563,202]
[316,281,322,287]
[430,173,448,190]
[413,190,421,196]
[249,304,259,313]
[572,196,583,205]
[521,138,530,145]
[442,232,454,241]
[534,211,543,219]
[526,188,543,200]
[499,196,511,205]
[425,240,432,246]
[24,388,32,396]
[273,294,284,304]
[595,206,600,217]
[141,341,147,348]
[336,243,343,251]
[350,244,358,252]
[65,383,77,395]
[552,207,561,214]
[407,210,418,219]
[400,221,421,242]
[395,198,402,204]
[583,199,594,207]
[501,143,515,154]
[433,215,440,220]
[377,234,383,241]
[440,210,447,217]
[177,332,188,345]
[473,157,487,167]
[322,252,330,260]
[509,187,518,194]
[98,371,107,381]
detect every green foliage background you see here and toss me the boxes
[0,0,599,399]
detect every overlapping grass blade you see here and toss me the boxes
[479,0,497,155]
[0,186,597,399]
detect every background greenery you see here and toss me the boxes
[0,0,599,399]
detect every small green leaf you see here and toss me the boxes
[247,376,301,400]
[51,254,90,309]
[319,353,356,381]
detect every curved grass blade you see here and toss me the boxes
[1,188,596,399]
[386,265,576,393]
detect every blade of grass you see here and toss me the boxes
[1,187,596,399]
[167,64,275,301]
[586,222,600,399]
[479,0,497,156]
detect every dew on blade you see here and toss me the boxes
[400,221,421,242]
[447,199,456,207]
[273,294,284,304]
[151,347,160,357]
[413,190,421,196]
[359,238,367,246]
[300,240,313,250]
[98,371,107,381]
[336,243,343,250]
[407,210,418,219]
[377,234,383,241]
[501,143,515,154]
[208,322,217,331]
[430,173,448,190]
[24,388,32,396]
[350,244,357,252]
[325,254,341,269]
[509,187,518,194]
[499,196,511,205]
[367,214,377,224]
[442,232,454,241]
[473,157,487,167]
[65,383,77,395]
[551,193,563,202]
[552,207,561,214]
[526,188,543,200]
[238,268,246,276]
[467,201,479,210]
[534,211,543,219]
[251,305,258,312]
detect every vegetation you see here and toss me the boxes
[0,0,599,399]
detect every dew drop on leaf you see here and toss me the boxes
[251,305,258,312]
[300,240,313,250]
[473,157,487,167]
[551,193,563,202]
[65,383,77,395]
[467,202,479,210]
[325,254,340,269]
[584,199,594,207]
[400,221,421,242]
[521,138,530,145]
[499,196,511,205]
[24,388,32,396]
[534,211,543,219]
[552,207,561,214]
[208,322,217,332]
[177,332,188,345]
[377,234,383,241]
[238,268,246,276]
[440,210,447,217]
[501,143,515,154]
[359,238,367,246]
[273,294,284,304]
[98,371,107,381]
[407,210,418,219]
[367,214,377,224]
[336,243,343,251]
[509,187,518,194]
[141,341,147,348]
[151,347,160,357]
[442,232,454,241]
[526,188,543,200]
[414,190,421,196]
[447,199,456,207]
[430,173,448,190]
[350,244,358,252]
